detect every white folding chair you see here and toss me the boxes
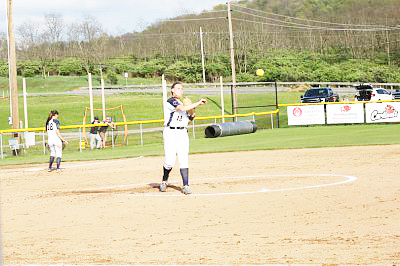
[9,138,24,156]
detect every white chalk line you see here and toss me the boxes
[77,174,358,197]
[23,156,144,172]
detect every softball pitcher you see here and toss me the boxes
[46,110,68,172]
[160,82,207,194]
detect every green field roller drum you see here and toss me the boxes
[205,121,257,138]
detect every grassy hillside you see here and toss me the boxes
[2,0,399,84]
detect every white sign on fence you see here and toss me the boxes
[326,103,364,124]
[24,132,36,148]
[287,105,325,125]
[365,102,400,123]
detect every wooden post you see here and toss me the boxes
[6,0,19,129]
[227,1,238,115]
[200,27,206,84]
[386,30,390,65]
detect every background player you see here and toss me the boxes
[98,116,116,148]
[45,110,68,172]
[89,116,102,150]
[160,81,207,194]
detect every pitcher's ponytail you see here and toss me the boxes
[45,110,58,131]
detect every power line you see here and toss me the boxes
[161,17,226,22]
[231,3,400,30]
[233,9,329,30]
[232,17,318,30]
[125,30,229,39]
[113,29,400,40]
[117,29,400,37]
[232,17,328,30]
[234,31,400,38]
[231,17,398,32]
[174,10,226,16]
[232,9,396,31]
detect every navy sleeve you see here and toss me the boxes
[167,97,181,108]
[54,119,60,129]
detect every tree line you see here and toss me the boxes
[0,0,399,83]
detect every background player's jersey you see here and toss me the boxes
[47,118,61,144]
[164,97,190,127]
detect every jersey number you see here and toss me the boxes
[48,124,53,130]
[176,115,183,121]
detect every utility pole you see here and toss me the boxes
[385,30,390,65]
[227,1,238,115]
[6,0,19,129]
[200,27,206,84]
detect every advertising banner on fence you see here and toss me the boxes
[287,105,325,125]
[326,103,364,124]
[365,102,400,123]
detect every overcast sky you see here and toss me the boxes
[1,0,227,35]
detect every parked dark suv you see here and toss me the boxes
[355,83,394,101]
[301,88,339,103]
[354,84,373,101]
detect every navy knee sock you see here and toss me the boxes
[56,157,61,169]
[180,168,189,186]
[163,167,172,182]
[49,156,55,169]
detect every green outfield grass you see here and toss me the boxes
[0,124,399,166]
[0,76,162,94]
[191,123,400,152]
[0,76,91,94]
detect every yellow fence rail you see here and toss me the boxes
[0,110,279,134]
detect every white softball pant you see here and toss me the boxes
[90,133,102,149]
[48,141,63,158]
[163,127,189,169]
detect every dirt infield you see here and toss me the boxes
[1,145,399,264]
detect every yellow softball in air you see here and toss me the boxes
[256,68,264,77]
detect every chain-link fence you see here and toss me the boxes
[0,110,278,160]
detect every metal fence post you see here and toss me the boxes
[111,128,114,148]
[275,81,280,128]
[192,119,196,139]
[0,134,3,159]
[140,123,143,146]
[42,131,46,154]
[271,114,274,129]
[79,128,82,152]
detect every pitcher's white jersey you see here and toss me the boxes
[47,118,61,145]
[164,97,190,127]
